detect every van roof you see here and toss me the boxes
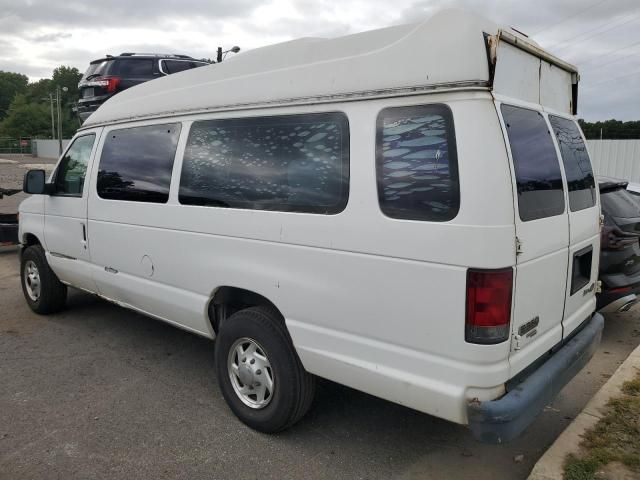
[81,9,573,128]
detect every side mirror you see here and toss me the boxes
[23,169,47,195]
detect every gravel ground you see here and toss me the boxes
[0,249,639,479]
[0,156,56,214]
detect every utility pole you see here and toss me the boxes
[49,93,55,140]
[55,86,68,155]
[56,86,62,155]
[600,128,603,140]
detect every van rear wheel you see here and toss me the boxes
[20,245,67,314]
[214,306,315,432]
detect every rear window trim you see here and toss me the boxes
[375,103,460,223]
[500,103,567,222]
[178,111,351,215]
[96,122,182,204]
[548,113,596,213]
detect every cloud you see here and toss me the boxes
[0,0,259,29]
[31,32,72,43]
[0,59,52,78]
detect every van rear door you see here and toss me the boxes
[499,104,569,376]
[548,116,599,336]
[491,32,598,375]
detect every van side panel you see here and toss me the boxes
[85,92,516,424]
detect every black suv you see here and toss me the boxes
[77,53,210,122]
[598,176,640,313]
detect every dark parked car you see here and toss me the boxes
[598,176,640,313]
[77,53,210,122]
[0,188,20,247]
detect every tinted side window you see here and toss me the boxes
[179,113,349,214]
[54,134,95,196]
[163,60,193,74]
[117,59,154,76]
[549,115,596,212]
[501,105,565,221]
[376,104,459,221]
[97,123,181,203]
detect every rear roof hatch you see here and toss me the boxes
[488,30,579,115]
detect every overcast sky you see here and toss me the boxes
[0,0,638,120]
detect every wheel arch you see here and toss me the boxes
[208,286,283,334]
[22,232,42,247]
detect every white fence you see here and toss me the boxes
[31,139,70,159]
[587,140,640,182]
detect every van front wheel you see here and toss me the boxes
[215,306,315,432]
[20,245,67,314]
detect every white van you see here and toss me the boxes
[19,9,604,443]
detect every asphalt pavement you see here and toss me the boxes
[1,249,639,480]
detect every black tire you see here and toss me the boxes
[20,245,67,314]
[215,306,316,433]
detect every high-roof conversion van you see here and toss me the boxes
[19,9,603,443]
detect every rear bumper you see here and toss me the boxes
[598,293,639,313]
[77,99,107,122]
[467,312,604,444]
[597,282,640,312]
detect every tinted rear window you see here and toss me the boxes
[376,104,459,221]
[601,188,640,219]
[97,123,181,203]
[81,60,112,80]
[179,112,349,214]
[116,59,154,76]
[501,104,565,222]
[549,115,596,211]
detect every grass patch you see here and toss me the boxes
[564,371,640,480]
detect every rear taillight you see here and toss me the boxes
[92,76,121,93]
[465,268,513,344]
[601,225,639,251]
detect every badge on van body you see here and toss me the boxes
[518,316,539,336]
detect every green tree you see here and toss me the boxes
[0,94,51,138]
[0,71,29,120]
[52,66,82,137]
[61,107,80,138]
[25,78,53,103]
[52,66,82,106]
[579,119,640,140]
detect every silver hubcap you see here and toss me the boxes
[228,337,274,409]
[24,260,41,302]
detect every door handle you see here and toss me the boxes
[81,223,87,249]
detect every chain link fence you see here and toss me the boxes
[0,137,32,155]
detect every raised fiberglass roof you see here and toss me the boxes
[83,9,506,127]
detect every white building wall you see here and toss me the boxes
[32,139,70,159]
[587,140,640,182]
